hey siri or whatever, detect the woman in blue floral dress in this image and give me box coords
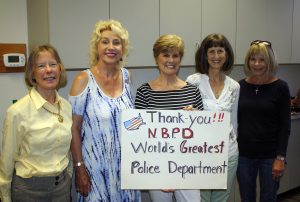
[69,19,140,202]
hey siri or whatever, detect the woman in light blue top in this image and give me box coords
[69,19,140,202]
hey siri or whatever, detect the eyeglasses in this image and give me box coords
[250,40,272,47]
[36,63,58,70]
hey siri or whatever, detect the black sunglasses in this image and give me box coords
[250,40,272,47]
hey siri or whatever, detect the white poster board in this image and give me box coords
[121,109,230,189]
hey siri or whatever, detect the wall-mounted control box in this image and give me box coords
[3,53,26,67]
[0,43,26,73]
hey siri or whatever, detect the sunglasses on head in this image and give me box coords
[250,40,272,47]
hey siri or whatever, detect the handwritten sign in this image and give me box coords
[121,109,230,189]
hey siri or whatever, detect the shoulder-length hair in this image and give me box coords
[89,19,130,67]
[195,33,234,74]
[244,42,278,76]
[25,44,67,89]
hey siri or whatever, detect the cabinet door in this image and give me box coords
[287,119,300,189]
[265,0,293,64]
[202,0,236,64]
[110,0,159,67]
[292,0,300,63]
[49,0,109,69]
[236,0,293,64]
[160,0,202,66]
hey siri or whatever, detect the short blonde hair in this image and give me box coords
[153,34,185,61]
[25,44,67,89]
[89,19,130,67]
[244,42,278,76]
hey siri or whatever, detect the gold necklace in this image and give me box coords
[42,103,64,123]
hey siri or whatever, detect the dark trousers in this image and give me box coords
[237,156,279,202]
[11,170,71,202]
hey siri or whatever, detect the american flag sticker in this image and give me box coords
[123,113,145,130]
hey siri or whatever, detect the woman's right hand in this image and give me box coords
[75,166,91,197]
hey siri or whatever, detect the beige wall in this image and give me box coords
[27,0,49,52]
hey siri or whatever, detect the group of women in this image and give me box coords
[0,19,290,202]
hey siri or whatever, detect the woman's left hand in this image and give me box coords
[272,159,285,181]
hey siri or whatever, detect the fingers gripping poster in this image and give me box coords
[121,109,230,189]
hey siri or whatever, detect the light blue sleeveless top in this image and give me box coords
[69,68,140,202]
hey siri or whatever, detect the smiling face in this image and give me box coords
[248,54,268,77]
[156,49,181,76]
[33,50,61,94]
[207,46,227,71]
[97,30,123,66]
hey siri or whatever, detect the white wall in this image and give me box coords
[0,0,28,150]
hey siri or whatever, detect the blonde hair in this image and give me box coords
[25,44,67,89]
[153,34,185,60]
[244,43,278,76]
[89,19,130,67]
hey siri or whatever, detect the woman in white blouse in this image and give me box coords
[186,33,240,202]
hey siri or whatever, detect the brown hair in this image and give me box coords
[25,44,67,89]
[195,33,234,74]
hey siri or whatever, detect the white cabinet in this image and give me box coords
[160,0,202,66]
[202,0,236,63]
[48,0,109,69]
[286,118,300,189]
[292,0,300,63]
[266,0,293,64]
[47,0,298,69]
[236,0,293,64]
[110,0,159,67]
[160,0,236,66]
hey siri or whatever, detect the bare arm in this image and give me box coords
[70,114,84,165]
[69,71,91,196]
[69,71,88,164]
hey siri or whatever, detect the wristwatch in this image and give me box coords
[74,161,85,167]
[276,155,285,161]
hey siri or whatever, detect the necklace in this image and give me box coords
[248,75,276,95]
[42,103,64,123]
[209,77,224,99]
[255,86,259,95]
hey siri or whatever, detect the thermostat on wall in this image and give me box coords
[3,53,25,67]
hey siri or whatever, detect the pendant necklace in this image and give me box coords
[42,103,64,123]
[255,86,260,95]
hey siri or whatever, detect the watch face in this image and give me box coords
[277,156,285,161]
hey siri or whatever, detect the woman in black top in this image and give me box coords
[237,40,291,202]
